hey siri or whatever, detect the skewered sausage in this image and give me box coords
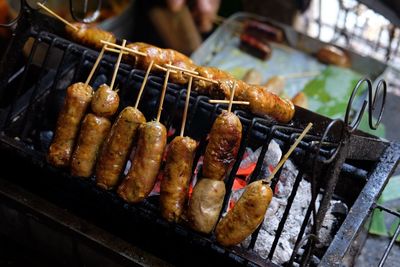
[214,79,295,123]
[70,114,111,177]
[95,107,146,190]
[194,66,233,95]
[215,180,273,247]
[187,178,226,234]
[91,84,120,117]
[70,84,120,177]
[65,23,116,50]
[202,111,242,181]
[117,121,167,203]
[48,82,93,167]
[160,136,197,222]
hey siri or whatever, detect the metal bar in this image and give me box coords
[320,142,400,265]
[378,222,400,267]
[375,204,400,218]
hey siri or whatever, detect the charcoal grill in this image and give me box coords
[0,1,399,266]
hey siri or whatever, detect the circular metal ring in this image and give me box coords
[344,78,371,132]
[70,0,102,23]
[369,79,387,130]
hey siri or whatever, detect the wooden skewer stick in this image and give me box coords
[265,122,313,183]
[37,2,79,31]
[227,81,237,113]
[184,73,218,84]
[134,60,154,109]
[100,40,147,57]
[165,64,199,75]
[180,76,193,137]
[110,39,127,90]
[156,69,171,122]
[85,45,107,87]
[209,100,250,105]
[105,47,129,55]
[154,64,178,74]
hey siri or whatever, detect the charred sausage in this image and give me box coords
[215,180,273,246]
[160,136,197,222]
[65,23,116,50]
[95,107,146,190]
[70,114,111,177]
[48,82,93,167]
[187,178,226,234]
[117,121,167,203]
[202,111,242,181]
[194,66,233,95]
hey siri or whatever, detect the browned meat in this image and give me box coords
[91,84,120,118]
[48,82,93,167]
[65,23,116,50]
[160,136,197,222]
[117,121,167,203]
[95,107,146,190]
[202,111,242,181]
[70,114,111,177]
[187,178,226,234]
[215,180,273,246]
[194,66,233,95]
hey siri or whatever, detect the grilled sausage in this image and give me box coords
[160,136,197,222]
[316,45,350,67]
[194,66,233,95]
[215,180,273,246]
[95,107,146,190]
[214,79,295,123]
[202,111,242,181]
[65,23,116,50]
[48,82,93,167]
[187,178,226,234]
[169,60,197,85]
[91,84,120,118]
[70,114,111,177]
[117,121,167,203]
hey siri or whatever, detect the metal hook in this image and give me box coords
[69,0,102,23]
[344,77,387,132]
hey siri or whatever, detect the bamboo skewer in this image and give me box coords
[37,2,79,31]
[105,47,129,54]
[85,45,107,87]
[185,73,218,84]
[180,76,193,137]
[154,64,178,74]
[110,40,127,90]
[265,122,313,183]
[209,100,249,105]
[100,40,147,57]
[165,64,199,75]
[227,81,237,113]
[134,60,154,109]
[156,69,171,122]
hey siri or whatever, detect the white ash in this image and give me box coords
[233,142,345,265]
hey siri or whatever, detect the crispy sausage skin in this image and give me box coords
[160,136,197,222]
[48,82,93,167]
[202,111,242,181]
[65,23,116,50]
[215,180,273,247]
[70,114,111,177]
[188,178,226,234]
[117,121,167,203]
[95,107,146,190]
[91,84,120,118]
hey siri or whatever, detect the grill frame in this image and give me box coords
[0,3,399,266]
